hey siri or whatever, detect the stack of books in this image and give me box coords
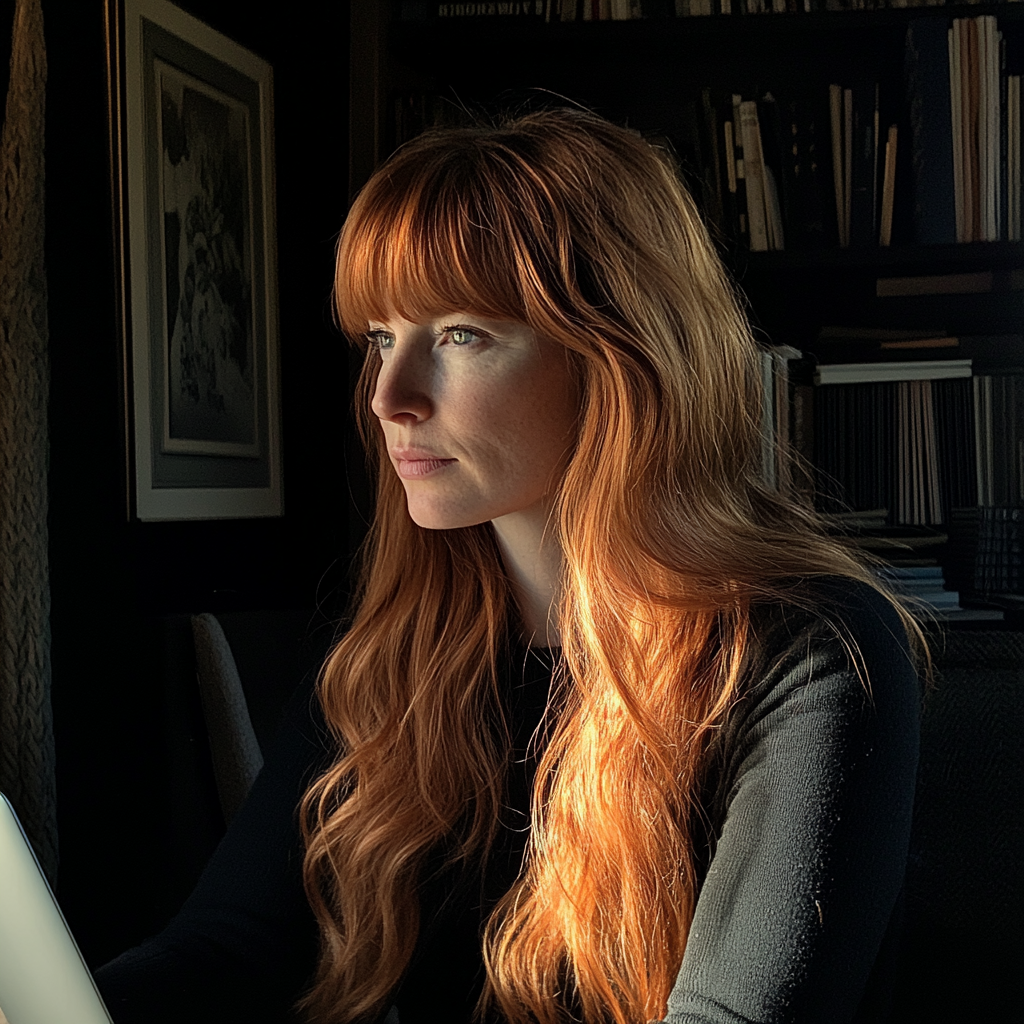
[874,564,1004,622]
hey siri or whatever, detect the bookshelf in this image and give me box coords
[349,0,1024,626]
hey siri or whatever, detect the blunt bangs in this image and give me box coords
[335,141,557,345]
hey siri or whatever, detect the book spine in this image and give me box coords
[960,18,974,241]
[951,23,964,241]
[829,84,846,247]
[987,17,999,240]
[999,29,1007,240]
[732,94,749,245]
[844,87,853,250]
[872,82,881,243]
[880,124,898,246]
[978,16,990,238]
[723,116,742,241]
[967,17,980,242]
[850,82,878,246]
[987,16,995,239]
[433,0,547,13]
[759,92,789,250]
[740,100,770,251]
[904,18,956,245]
[702,88,726,230]
[923,381,942,523]
[974,374,993,506]
[1010,75,1021,240]
[897,381,908,523]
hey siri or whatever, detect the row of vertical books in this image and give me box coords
[907,15,1023,242]
[399,0,1024,19]
[683,90,823,251]
[675,14,1023,250]
[389,15,1024,252]
[710,16,1022,252]
[759,341,1022,615]
[829,84,899,248]
[759,336,1024,527]
[705,83,896,251]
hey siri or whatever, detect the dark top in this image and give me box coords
[94,578,920,1024]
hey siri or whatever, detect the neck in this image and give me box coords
[490,499,563,648]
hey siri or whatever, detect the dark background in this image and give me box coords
[1,0,366,966]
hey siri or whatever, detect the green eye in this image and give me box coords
[447,327,479,346]
[368,331,393,351]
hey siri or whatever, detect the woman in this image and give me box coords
[97,107,923,1024]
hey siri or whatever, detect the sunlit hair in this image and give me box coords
[298,107,926,1024]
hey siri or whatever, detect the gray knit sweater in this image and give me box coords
[96,577,919,1024]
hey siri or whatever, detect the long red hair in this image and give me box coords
[298,108,922,1024]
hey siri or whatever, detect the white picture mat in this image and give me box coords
[122,0,282,520]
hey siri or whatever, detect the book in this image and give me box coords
[895,380,944,524]
[844,87,853,248]
[934,377,978,511]
[999,31,1007,241]
[905,18,956,244]
[701,88,726,231]
[759,92,790,250]
[965,17,979,241]
[877,565,945,580]
[880,124,898,246]
[815,360,972,385]
[829,84,847,247]
[731,94,749,244]
[1009,74,1020,240]
[431,1,546,13]
[817,327,949,342]
[950,22,964,241]
[739,100,770,251]
[974,375,995,506]
[875,271,993,297]
[979,16,991,237]
[850,82,879,246]
[986,17,1001,240]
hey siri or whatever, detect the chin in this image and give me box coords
[405,503,486,531]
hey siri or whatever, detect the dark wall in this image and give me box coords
[1,0,363,965]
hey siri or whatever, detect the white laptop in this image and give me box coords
[0,792,114,1024]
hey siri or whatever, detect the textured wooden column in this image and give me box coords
[0,0,56,884]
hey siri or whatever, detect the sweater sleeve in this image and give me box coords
[666,581,921,1024]
[93,674,335,1024]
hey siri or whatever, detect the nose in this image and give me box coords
[370,343,434,425]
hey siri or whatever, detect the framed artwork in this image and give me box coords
[108,0,282,520]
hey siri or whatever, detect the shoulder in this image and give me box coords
[747,574,918,697]
[722,575,922,764]
[701,574,922,840]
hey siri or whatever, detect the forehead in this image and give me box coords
[337,174,533,339]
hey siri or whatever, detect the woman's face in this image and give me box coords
[369,313,579,531]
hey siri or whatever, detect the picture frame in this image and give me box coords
[107,0,282,520]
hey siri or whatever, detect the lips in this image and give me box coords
[390,446,453,461]
[395,457,457,479]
